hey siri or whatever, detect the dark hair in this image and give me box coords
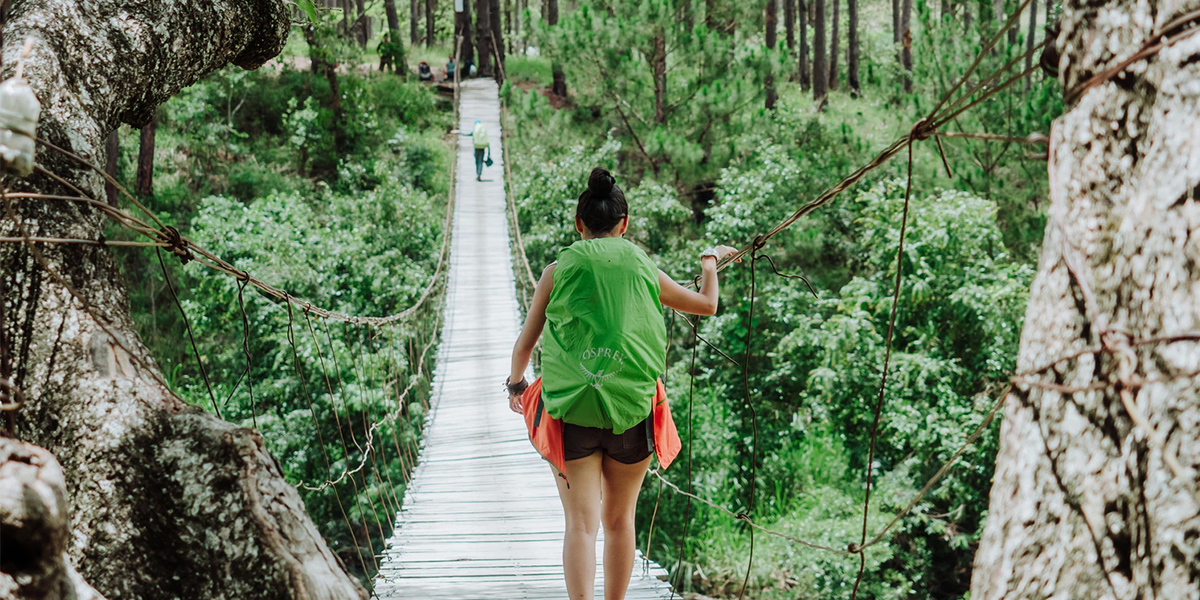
[576,167,628,234]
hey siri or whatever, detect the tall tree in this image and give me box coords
[847,0,860,96]
[475,0,493,77]
[900,0,912,92]
[765,0,778,109]
[1024,0,1036,90]
[892,0,900,45]
[427,0,436,47]
[829,0,839,90]
[812,0,828,105]
[457,0,475,69]
[353,0,367,47]
[798,0,810,88]
[385,0,403,43]
[650,26,667,123]
[972,3,1200,598]
[411,0,420,44]
[547,0,566,97]
[136,117,157,198]
[0,1,366,598]
[490,0,504,81]
[784,0,796,49]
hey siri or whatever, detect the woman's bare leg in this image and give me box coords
[600,454,652,600]
[555,453,604,600]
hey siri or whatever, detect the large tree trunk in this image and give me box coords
[829,0,839,90]
[0,2,367,599]
[135,117,156,199]
[650,29,667,123]
[385,0,402,42]
[475,0,492,77]
[765,0,777,109]
[1024,0,1036,91]
[798,0,810,88]
[426,0,436,47]
[812,0,828,105]
[457,0,475,71]
[847,0,859,96]
[971,3,1200,599]
[410,0,420,44]
[1,439,105,600]
[490,0,504,82]
[547,0,566,98]
[784,0,795,49]
[900,0,912,92]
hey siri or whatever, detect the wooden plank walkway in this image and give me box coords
[374,79,674,600]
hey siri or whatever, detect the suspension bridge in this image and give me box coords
[371,79,674,600]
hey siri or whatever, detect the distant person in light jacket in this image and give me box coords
[462,120,490,181]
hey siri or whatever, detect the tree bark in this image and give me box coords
[784,0,796,49]
[0,1,367,599]
[426,0,436,47]
[475,0,492,77]
[765,0,777,109]
[1024,0,1036,91]
[900,0,912,92]
[135,117,156,199]
[353,0,367,47]
[104,131,119,207]
[651,29,667,123]
[410,0,420,44]
[385,0,402,40]
[812,0,828,105]
[971,3,1200,599]
[1,439,105,600]
[799,0,810,88]
[457,0,475,71]
[547,0,566,98]
[892,0,900,44]
[490,0,504,82]
[829,0,839,90]
[847,0,860,96]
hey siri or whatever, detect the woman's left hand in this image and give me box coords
[508,391,523,414]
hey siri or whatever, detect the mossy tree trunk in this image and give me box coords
[0,1,368,598]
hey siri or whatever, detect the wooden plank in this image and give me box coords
[374,79,675,600]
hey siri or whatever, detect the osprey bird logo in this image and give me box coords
[579,361,621,390]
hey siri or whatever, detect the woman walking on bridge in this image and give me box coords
[506,168,736,600]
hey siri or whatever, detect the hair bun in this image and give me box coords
[587,167,615,197]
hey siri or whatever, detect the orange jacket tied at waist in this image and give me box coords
[521,377,681,484]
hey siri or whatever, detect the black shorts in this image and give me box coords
[563,417,653,464]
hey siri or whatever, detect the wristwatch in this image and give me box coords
[700,247,720,260]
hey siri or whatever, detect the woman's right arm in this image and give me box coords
[658,245,737,316]
[507,263,555,412]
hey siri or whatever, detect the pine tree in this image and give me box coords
[766,0,778,109]
[427,0,437,47]
[848,0,860,96]
[476,0,493,76]
[799,0,810,88]
[490,0,504,81]
[813,0,828,105]
[829,0,839,90]
[784,0,796,49]
[547,0,567,97]
[901,0,912,92]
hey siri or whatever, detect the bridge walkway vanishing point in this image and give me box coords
[373,79,675,600]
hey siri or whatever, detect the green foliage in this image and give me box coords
[114,53,452,582]
[506,0,1058,595]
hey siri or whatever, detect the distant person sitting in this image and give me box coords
[418,61,434,82]
[444,55,456,81]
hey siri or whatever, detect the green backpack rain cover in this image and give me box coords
[541,237,667,435]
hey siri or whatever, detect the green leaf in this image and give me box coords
[297,0,317,24]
